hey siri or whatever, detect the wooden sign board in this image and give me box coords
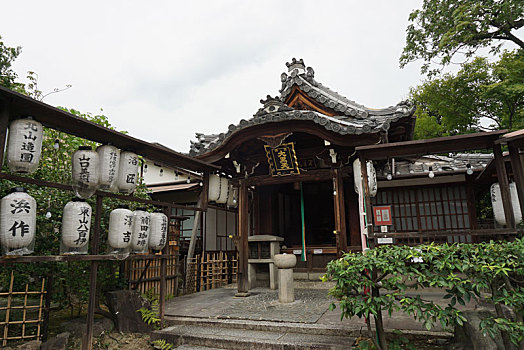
[373,205,392,226]
[264,142,300,177]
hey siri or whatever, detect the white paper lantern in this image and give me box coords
[149,211,168,251]
[117,151,139,194]
[96,144,120,192]
[0,188,36,255]
[61,199,92,250]
[208,175,229,203]
[108,206,133,250]
[7,118,43,174]
[227,184,238,208]
[353,159,377,197]
[72,146,100,199]
[491,182,522,226]
[131,208,150,253]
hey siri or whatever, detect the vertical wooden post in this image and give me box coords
[333,169,348,257]
[83,195,102,350]
[0,99,9,165]
[508,142,524,222]
[159,205,170,328]
[41,273,53,342]
[236,180,250,296]
[493,144,515,228]
[359,156,375,249]
[200,172,209,211]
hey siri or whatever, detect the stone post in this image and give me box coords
[274,253,297,303]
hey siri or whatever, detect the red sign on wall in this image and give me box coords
[373,206,392,225]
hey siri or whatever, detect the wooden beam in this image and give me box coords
[333,169,347,256]
[508,142,524,222]
[198,120,381,163]
[236,180,250,296]
[493,144,515,228]
[356,130,507,160]
[0,86,217,172]
[246,169,333,186]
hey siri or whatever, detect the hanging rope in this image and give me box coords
[300,182,307,262]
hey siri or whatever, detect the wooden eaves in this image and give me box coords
[355,130,507,160]
[0,86,218,173]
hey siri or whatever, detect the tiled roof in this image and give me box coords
[189,58,415,157]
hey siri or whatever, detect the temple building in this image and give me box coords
[145,58,521,291]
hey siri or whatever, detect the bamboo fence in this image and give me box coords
[0,272,46,346]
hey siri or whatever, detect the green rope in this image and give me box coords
[300,182,306,262]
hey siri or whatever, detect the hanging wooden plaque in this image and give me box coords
[264,142,300,177]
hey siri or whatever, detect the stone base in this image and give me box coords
[234,292,251,297]
[278,268,294,303]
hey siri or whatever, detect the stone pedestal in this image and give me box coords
[274,254,297,304]
[247,235,283,290]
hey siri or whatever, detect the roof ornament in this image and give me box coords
[306,66,315,79]
[285,58,306,74]
[254,95,293,116]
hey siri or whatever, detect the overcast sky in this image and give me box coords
[2,0,425,152]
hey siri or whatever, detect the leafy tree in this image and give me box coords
[400,0,524,76]
[0,35,25,93]
[410,50,524,139]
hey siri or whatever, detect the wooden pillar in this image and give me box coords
[508,142,524,222]
[493,144,515,228]
[359,156,375,249]
[0,99,9,164]
[158,205,170,328]
[200,172,209,211]
[236,180,250,296]
[333,169,347,257]
[83,195,103,350]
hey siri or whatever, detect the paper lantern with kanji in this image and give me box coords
[131,208,150,253]
[72,146,100,199]
[117,151,139,194]
[108,205,133,251]
[208,175,228,203]
[96,144,120,192]
[352,159,377,197]
[149,210,168,251]
[7,118,43,174]
[61,199,92,253]
[0,187,37,255]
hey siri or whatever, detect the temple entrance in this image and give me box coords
[256,181,338,275]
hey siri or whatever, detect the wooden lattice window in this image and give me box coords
[372,185,471,233]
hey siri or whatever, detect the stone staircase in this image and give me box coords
[151,316,356,349]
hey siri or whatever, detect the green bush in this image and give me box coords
[323,239,524,350]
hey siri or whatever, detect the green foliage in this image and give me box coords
[152,339,174,350]
[138,300,161,328]
[411,50,524,139]
[323,239,524,349]
[400,0,524,76]
[0,35,25,93]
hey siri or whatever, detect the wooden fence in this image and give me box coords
[185,252,238,294]
[0,272,46,347]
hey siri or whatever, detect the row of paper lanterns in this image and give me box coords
[6,118,140,198]
[0,187,168,256]
[208,174,238,207]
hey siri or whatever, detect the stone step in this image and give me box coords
[164,316,360,336]
[152,323,354,350]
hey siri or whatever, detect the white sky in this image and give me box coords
[1,0,425,152]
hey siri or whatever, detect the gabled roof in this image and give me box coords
[280,58,415,119]
[189,58,415,157]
